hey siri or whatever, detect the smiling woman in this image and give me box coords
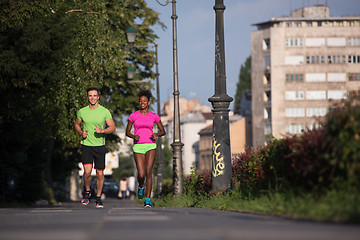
[125,89,166,207]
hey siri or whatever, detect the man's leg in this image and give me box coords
[81,164,93,205]
[93,146,106,208]
[95,169,105,208]
[96,169,104,198]
[83,164,93,192]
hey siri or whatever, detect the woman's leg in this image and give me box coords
[144,149,157,198]
[134,153,146,187]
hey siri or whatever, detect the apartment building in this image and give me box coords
[251,5,360,146]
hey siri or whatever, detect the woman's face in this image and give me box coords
[139,96,150,110]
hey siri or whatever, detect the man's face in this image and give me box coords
[87,90,99,106]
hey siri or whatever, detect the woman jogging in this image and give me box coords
[126,90,166,207]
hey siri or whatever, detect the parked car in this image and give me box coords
[82,179,120,200]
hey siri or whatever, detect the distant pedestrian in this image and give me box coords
[128,176,136,200]
[126,90,166,207]
[119,177,128,199]
[75,87,115,208]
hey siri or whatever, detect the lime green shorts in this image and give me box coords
[133,143,157,154]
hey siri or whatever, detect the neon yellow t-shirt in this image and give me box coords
[76,104,112,146]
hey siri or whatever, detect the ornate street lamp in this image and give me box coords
[208,0,233,192]
[127,66,135,80]
[155,0,183,195]
[126,26,136,44]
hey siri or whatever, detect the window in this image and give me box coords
[305,38,325,46]
[328,90,347,100]
[285,56,304,65]
[285,38,303,47]
[264,108,271,119]
[264,55,271,68]
[327,38,346,46]
[265,124,272,135]
[306,22,312,27]
[286,74,303,82]
[285,91,304,100]
[263,39,270,50]
[285,108,305,117]
[328,73,346,82]
[286,124,305,134]
[294,22,302,27]
[305,73,326,82]
[328,55,346,64]
[317,21,322,27]
[306,108,326,117]
[306,56,325,64]
[348,90,360,99]
[264,91,271,102]
[348,73,360,81]
[306,91,326,100]
[348,55,360,64]
[307,124,321,130]
[348,37,360,46]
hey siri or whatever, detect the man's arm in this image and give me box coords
[95,118,116,134]
[75,118,88,138]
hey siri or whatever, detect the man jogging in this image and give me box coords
[75,87,115,208]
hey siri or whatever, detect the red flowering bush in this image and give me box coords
[231,147,265,190]
[184,167,212,195]
[232,137,293,192]
[286,127,330,191]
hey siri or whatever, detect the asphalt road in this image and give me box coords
[0,198,359,240]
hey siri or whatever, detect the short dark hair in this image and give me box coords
[138,89,152,101]
[87,87,99,95]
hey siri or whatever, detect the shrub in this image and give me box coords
[184,167,212,196]
[231,147,265,191]
[161,178,173,197]
[321,100,360,190]
[261,137,293,191]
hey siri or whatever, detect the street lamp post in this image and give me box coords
[156,0,183,195]
[154,42,164,197]
[208,0,233,192]
[169,0,184,196]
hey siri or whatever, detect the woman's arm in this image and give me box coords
[152,120,166,139]
[126,120,140,140]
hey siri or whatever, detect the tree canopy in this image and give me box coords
[0,0,161,203]
[234,56,251,114]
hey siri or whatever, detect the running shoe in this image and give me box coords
[144,198,152,208]
[96,197,104,208]
[138,186,144,200]
[81,191,91,205]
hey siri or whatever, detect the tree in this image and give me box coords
[0,0,161,203]
[234,56,251,114]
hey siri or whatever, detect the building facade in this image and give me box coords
[251,5,360,146]
[197,113,252,172]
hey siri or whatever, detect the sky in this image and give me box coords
[143,0,360,111]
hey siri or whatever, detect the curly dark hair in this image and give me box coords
[138,89,153,101]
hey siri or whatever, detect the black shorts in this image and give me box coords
[81,145,106,170]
